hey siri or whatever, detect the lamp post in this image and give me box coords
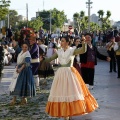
[8,11,12,29]
[26,3,28,28]
[43,0,44,11]
[50,10,52,34]
[86,0,93,32]
[8,12,9,28]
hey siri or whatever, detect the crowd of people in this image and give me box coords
[1,26,120,120]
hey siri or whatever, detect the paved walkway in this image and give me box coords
[0,61,120,120]
[0,64,15,95]
[72,61,120,120]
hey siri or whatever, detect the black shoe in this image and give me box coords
[117,76,120,78]
[114,71,117,72]
[109,71,112,73]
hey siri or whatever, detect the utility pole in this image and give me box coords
[26,3,28,28]
[8,10,12,29]
[73,17,74,29]
[8,12,9,28]
[86,0,93,32]
[50,10,52,34]
[43,0,44,11]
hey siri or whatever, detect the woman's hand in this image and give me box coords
[16,68,22,73]
[15,66,18,70]
[16,64,25,73]
[5,53,9,56]
[40,56,44,61]
[107,57,111,62]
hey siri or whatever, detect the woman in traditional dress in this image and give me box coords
[38,38,47,53]
[38,39,54,84]
[54,37,61,66]
[10,43,36,105]
[72,37,82,74]
[114,41,120,78]
[45,36,98,120]
[46,38,56,58]
[46,38,57,66]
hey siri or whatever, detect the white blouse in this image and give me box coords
[57,47,75,65]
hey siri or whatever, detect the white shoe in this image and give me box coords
[86,84,89,89]
[89,85,94,90]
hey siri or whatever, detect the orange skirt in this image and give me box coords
[46,67,98,117]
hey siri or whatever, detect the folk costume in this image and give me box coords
[29,43,40,87]
[114,41,120,78]
[10,51,36,97]
[45,43,98,117]
[54,39,61,66]
[38,44,54,79]
[46,41,57,67]
[106,41,117,72]
[73,44,82,74]
[46,42,56,58]
[80,45,108,88]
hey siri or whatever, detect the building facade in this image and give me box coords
[18,15,27,21]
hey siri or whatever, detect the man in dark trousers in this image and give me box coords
[80,33,110,90]
[6,28,12,42]
[106,37,117,72]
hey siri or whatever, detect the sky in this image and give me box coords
[9,0,120,21]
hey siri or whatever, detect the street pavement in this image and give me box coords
[72,60,120,120]
[0,64,15,95]
[0,61,120,120]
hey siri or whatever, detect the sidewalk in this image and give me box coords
[72,61,120,120]
[0,64,15,95]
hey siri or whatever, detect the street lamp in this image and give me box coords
[8,11,12,29]
[8,12,9,28]
[86,0,93,32]
[50,10,52,34]
[43,0,45,11]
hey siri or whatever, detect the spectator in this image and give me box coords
[12,40,22,62]
[39,27,44,39]
[3,45,12,65]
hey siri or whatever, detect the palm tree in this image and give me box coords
[73,12,80,30]
[73,11,85,32]
[90,22,94,31]
[73,13,79,19]
[98,10,104,22]
[97,10,111,31]
[80,11,85,18]
[98,10,104,18]
[102,24,106,31]
[84,16,88,22]
[106,10,111,19]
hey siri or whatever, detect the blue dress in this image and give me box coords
[10,57,36,97]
